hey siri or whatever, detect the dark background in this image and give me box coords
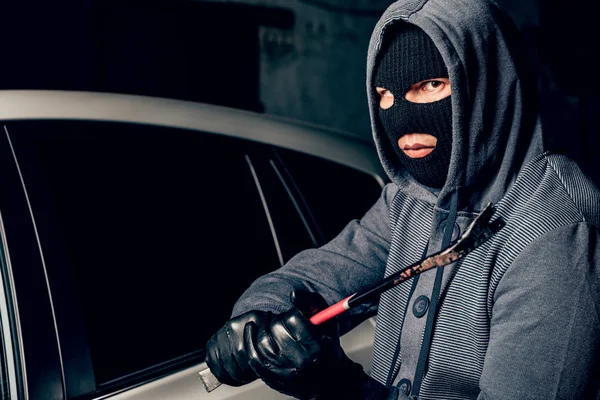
[1,0,598,182]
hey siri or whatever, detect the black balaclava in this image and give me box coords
[374,22,452,189]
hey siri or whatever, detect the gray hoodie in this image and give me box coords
[232,0,600,398]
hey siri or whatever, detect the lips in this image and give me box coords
[402,143,435,158]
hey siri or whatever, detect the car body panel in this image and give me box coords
[110,319,376,400]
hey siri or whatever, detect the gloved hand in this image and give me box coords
[243,290,392,399]
[205,290,396,399]
[205,309,273,387]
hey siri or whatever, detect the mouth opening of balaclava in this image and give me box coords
[374,22,452,189]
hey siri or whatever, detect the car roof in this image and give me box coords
[0,90,387,187]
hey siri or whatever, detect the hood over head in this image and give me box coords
[366,0,545,212]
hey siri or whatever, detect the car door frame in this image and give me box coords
[0,124,65,400]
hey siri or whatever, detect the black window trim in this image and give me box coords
[244,153,285,267]
[0,124,64,399]
[6,124,67,397]
[268,152,320,248]
[246,145,325,265]
[269,147,325,246]
[0,210,25,399]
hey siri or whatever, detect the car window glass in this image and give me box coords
[275,147,385,242]
[7,120,282,387]
[248,147,319,264]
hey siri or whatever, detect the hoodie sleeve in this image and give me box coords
[478,222,600,399]
[231,182,398,332]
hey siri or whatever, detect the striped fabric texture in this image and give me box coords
[371,190,433,384]
[370,153,599,399]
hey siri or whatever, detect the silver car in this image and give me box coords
[0,90,388,400]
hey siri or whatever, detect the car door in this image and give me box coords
[0,118,387,400]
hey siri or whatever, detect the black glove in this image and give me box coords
[205,309,273,387]
[243,290,395,399]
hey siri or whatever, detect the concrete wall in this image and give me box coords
[197,0,391,139]
[196,0,542,140]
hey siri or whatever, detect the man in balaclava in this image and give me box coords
[204,0,600,398]
[374,22,452,190]
[202,22,454,400]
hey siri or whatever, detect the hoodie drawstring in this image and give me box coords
[410,189,459,397]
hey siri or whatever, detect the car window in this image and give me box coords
[274,147,386,242]
[5,119,386,398]
[7,120,284,395]
[247,146,320,264]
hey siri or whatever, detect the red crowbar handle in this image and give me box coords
[310,202,504,325]
[199,202,504,393]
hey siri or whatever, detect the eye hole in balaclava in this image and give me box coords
[374,22,452,189]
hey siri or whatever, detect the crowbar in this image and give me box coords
[199,202,505,392]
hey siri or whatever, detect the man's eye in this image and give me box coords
[381,90,393,97]
[421,81,443,91]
